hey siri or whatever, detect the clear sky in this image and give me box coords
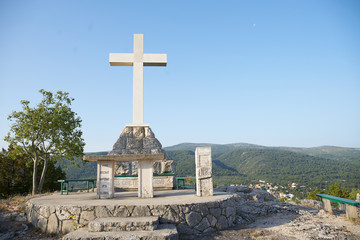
[1,0,359,152]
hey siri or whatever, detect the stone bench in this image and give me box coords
[57,179,96,195]
[175,177,196,190]
[316,194,359,220]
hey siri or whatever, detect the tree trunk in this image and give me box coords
[32,158,38,195]
[38,154,49,193]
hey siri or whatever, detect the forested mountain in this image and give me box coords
[62,144,360,192]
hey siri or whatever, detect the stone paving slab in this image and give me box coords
[63,224,178,240]
[88,216,159,232]
[27,190,232,207]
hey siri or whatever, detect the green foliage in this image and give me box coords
[0,147,65,198]
[165,145,360,195]
[306,188,323,201]
[307,183,352,201]
[4,89,85,194]
[349,189,360,201]
[327,183,349,198]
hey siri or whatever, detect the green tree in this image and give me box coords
[0,145,66,198]
[4,90,85,195]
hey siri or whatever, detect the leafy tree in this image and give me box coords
[0,146,66,198]
[4,90,85,195]
[0,146,31,198]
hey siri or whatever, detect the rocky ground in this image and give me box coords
[1,188,359,240]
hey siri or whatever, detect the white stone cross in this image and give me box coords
[109,34,167,126]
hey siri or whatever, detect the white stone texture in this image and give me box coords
[109,34,167,125]
[138,159,154,198]
[345,205,358,220]
[109,126,165,155]
[195,147,213,197]
[97,161,115,199]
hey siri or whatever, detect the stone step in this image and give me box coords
[88,216,159,232]
[62,224,178,240]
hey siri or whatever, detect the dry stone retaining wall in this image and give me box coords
[26,195,236,235]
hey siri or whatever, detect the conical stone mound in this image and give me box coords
[109,126,165,155]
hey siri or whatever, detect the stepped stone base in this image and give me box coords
[26,190,236,235]
[63,224,178,240]
[88,217,159,232]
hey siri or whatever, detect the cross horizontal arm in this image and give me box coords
[109,53,134,66]
[143,54,167,66]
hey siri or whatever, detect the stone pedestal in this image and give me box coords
[97,161,115,199]
[195,147,213,197]
[346,205,358,220]
[138,159,154,198]
[322,198,333,214]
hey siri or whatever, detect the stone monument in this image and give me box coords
[195,147,213,197]
[84,34,169,199]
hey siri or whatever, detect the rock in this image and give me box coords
[37,216,48,231]
[210,207,221,218]
[300,199,323,209]
[225,207,235,218]
[194,218,210,232]
[95,206,112,218]
[216,186,228,192]
[79,211,95,225]
[113,206,129,217]
[216,215,228,229]
[186,212,202,228]
[61,219,75,234]
[47,213,59,234]
[108,126,165,156]
[237,185,252,193]
[132,206,151,217]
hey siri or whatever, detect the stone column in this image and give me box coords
[338,203,346,210]
[356,193,360,202]
[346,205,358,220]
[138,159,154,198]
[97,161,115,199]
[195,147,213,197]
[322,198,333,214]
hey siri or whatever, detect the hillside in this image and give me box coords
[62,144,360,194]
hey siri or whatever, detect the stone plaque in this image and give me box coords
[195,147,213,197]
[97,161,114,199]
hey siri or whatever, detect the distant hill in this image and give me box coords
[165,143,360,190]
[61,143,360,193]
[164,142,265,154]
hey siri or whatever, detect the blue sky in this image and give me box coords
[1,0,359,151]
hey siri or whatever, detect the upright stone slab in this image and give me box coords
[195,147,213,197]
[97,161,115,199]
[138,159,154,198]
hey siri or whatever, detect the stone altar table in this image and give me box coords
[84,153,165,199]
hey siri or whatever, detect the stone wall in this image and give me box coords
[25,195,236,235]
[114,175,175,191]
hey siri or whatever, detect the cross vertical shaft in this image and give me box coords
[133,34,144,125]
